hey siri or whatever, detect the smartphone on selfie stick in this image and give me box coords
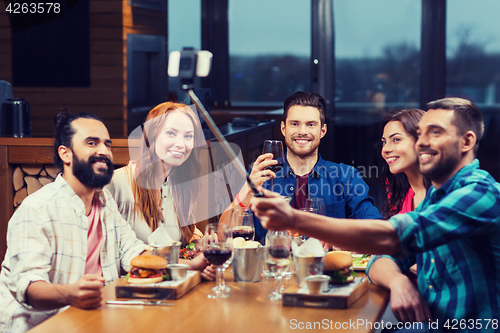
[167,48,264,198]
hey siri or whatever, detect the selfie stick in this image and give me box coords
[187,90,264,197]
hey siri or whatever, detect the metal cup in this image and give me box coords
[294,255,325,288]
[167,264,188,281]
[305,275,330,294]
[150,241,181,264]
[232,246,264,282]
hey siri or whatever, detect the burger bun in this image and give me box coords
[127,276,164,284]
[324,251,352,271]
[130,255,168,269]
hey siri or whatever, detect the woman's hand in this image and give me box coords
[192,237,204,251]
[200,264,216,281]
[193,232,218,251]
[181,254,208,271]
[183,253,215,280]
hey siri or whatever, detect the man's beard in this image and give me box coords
[286,136,320,159]
[420,141,460,183]
[73,154,114,188]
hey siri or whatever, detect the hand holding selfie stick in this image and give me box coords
[168,47,264,198]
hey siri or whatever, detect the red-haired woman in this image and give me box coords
[107,102,215,279]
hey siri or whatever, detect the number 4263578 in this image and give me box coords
[5,2,61,14]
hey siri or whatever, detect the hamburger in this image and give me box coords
[324,251,355,284]
[127,255,169,284]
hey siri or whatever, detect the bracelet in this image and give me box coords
[235,192,250,209]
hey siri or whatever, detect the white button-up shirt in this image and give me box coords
[0,175,145,332]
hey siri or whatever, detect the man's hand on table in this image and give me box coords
[64,274,105,309]
[389,274,431,323]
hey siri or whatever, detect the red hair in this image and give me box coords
[131,102,204,243]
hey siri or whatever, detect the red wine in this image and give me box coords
[232,226,254,241]
[268,245,290,258]
[203,249,232,266]
[264,163,284,173]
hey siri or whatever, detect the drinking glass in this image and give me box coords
[211,208,248,293]
[305,197,326,215]
[300,207,317,214]
[203,223,232,299]
[298,208,316,242]
[231,208,255,241]
[262,195,292,278]
[265,230,293,300]
[261,140,284,192]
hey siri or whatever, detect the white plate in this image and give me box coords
[352,254,372,271]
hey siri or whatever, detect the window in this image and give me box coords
[332,0,421,172]
[447,0,500,180]
[168,0,201,102]
[229,0,310,105]
[446,0,500,106]
[334,0,421,112]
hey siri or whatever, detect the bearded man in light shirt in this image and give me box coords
[0,111,145,332]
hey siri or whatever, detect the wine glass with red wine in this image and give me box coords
[203,223,233,299]
[261,140,284,192]
[231,208,255,241]
[265,230,292,300]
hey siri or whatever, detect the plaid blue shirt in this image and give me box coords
[367,159,500,332]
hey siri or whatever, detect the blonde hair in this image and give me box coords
[132,102,204,244]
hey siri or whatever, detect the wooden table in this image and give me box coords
[29,272,389,333]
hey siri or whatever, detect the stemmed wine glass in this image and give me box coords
[262,196,292,279]
[261,140,284,192]
[265,230,293,300]
[211,207,252,293]
[231,208,255,241]
[204,223,232,299]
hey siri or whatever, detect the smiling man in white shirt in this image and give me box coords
[0,111,145,332]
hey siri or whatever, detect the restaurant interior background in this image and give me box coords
[2,0,500,211]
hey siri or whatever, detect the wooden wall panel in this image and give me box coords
[13,90,123,105]
[0,27,10,39]
[0,146,13,261]
[90,13,123,26]
[0,40,11,54]
[30,116,127,138]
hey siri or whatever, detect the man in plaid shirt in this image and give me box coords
[0,111,145,332]
[252,98,500,332]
